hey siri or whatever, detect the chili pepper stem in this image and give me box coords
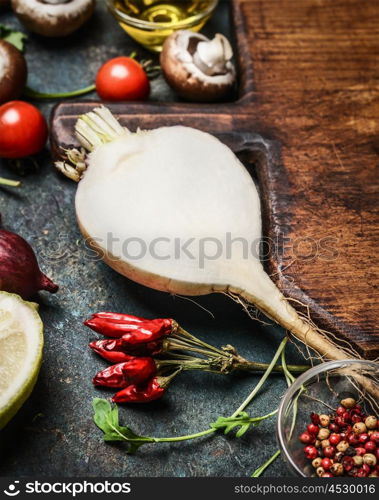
[172,328,309,375]
[159,348,308,376]
[157,359,211,371]
[157,368,182,388]
[166,338,225,359]
[234,358,309,375]
[177,327,227,356]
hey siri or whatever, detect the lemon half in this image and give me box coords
[0,291,43,429]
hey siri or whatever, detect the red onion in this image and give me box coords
[0,215,58,299]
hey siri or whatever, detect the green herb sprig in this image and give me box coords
[0,24,27,51]
[93,337,291,457]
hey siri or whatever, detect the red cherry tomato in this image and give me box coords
[0,101,48,159]
[95,57,150,101]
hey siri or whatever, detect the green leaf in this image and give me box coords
[210,411,271,437]
[0,24,27,52]
[92,398,153,454]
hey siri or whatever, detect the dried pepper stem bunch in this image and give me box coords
[85,313,309,404]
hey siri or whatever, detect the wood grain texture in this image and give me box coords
[50,0,379,358]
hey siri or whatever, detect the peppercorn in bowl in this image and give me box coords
[277,360,379,477]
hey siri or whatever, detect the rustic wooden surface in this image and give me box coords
[51,0,379,359]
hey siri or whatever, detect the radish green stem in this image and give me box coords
[281,348,295,386]
[231,337,288,418]
[251,450,281,477]
[75,106,127,151]
[250,344,300,477]
[24,84,96,100]
[155,410,277,443]
[0,177,21,187]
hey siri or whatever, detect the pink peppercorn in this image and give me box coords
[299,432,314,444]
[342,456,354,472]
[321,458,332,470]
[365,441,377,453]
[355,447,367,456]
[304,446,318,460]
[323,446,336,458]
[329,433,341,446]
[336,406,345,416]
[356,468,368,477]
[362,463,371,474]
[329,423,339,433]
[358,433,369,444]
[307,424,319,435]
[348,434,360,446]
[310,413,320,425]
[335,416,346,428]
[301,401,378,478]
[351,414,362,424]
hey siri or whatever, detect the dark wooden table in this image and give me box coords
[0,0,300,478]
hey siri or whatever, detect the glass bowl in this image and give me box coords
[277,359,379,477]
[107,0,219,52]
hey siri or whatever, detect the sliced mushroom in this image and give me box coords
[160,30,236,102]
[11,0,95,37]
[0,40,27,104]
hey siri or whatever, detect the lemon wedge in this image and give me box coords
[0,291,43,429]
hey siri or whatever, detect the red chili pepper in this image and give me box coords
[112,377,165,404]
[89,339,163,361]
[84,313,176,343]
[87,312,143,324]
[84,313,144,337]
[93,358,157,388]
[89,339,135,363]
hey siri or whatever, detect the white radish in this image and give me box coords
[57,106,356,363]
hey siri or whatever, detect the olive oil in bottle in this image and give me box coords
[111,0,218,52]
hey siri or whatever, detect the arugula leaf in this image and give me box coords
[0,24,27,52]
[210,411,273,438]
[92,398,153,454]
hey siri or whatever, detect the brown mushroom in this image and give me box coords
[160,30,236,102]
[0,40,27,104]
[11,0,95,37]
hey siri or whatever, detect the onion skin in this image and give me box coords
[0,218,58,300]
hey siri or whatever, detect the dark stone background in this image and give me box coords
[0,0,304,477]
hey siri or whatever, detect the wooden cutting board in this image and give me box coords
[50,0,379,359]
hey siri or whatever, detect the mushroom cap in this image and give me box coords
[11,0,95,37]
[0,40,27,104]
[160,30,236,102]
